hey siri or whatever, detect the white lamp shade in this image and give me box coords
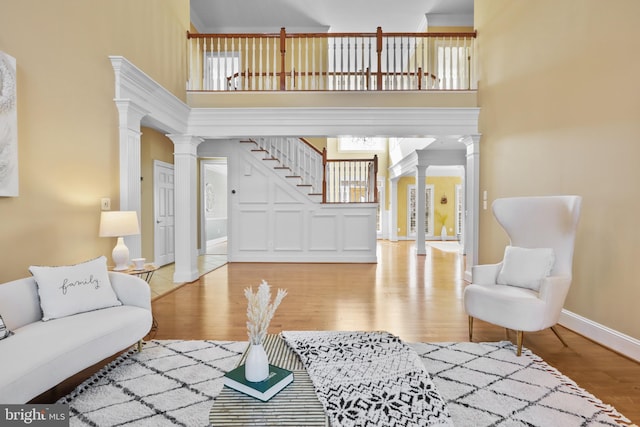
[99,211,140,237]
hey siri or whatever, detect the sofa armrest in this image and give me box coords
[471,262,503,285]
[108,272,152,311]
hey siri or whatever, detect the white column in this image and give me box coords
[462,135,481,281]
[415,164,427,255]
[389,178,399,241]
[114,100,147,259]
[169,134,203,283]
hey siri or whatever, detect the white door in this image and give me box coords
[154,161,175,267]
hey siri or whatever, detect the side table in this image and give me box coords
[110,264,159,338]
[113,264,158,283]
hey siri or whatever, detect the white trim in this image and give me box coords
[188,107,480,138]
[559,309,640,362]
[110,56,189,135]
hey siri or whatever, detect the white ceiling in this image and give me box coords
[190,0,473,34]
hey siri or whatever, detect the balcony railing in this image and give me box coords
[187,27,476,92]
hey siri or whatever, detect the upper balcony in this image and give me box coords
[186,27,477,109]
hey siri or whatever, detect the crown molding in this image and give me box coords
[109,56,190,135]
[188,107,480,139]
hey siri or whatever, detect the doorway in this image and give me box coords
[200,159,228,255]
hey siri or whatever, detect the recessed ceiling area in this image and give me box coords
[190,0,473,34]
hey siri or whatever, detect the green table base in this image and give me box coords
[209,334,328,426]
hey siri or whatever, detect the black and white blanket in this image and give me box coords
[281,331,453,427]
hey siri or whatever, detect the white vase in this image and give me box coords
[245,344,269,382]
[441,225,447,241]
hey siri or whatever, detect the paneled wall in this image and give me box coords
[200,140,378,263]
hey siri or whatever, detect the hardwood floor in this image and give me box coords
[151,240,640,424]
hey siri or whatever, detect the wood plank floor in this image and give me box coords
[151,240,640,424]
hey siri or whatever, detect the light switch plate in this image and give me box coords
[101,198,111,210]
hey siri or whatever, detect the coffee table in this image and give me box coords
[209,334,328,426]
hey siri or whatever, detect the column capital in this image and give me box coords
[167,134,203,155]
[114,99,148,128]
[460,134,481,156]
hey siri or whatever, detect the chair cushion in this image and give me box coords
[29,256,122,321]
[496,246,555,291]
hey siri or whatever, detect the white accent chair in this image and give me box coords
[463,195,582,356]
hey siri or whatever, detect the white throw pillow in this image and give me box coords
[29,256,122,321]
[496,246,555,291]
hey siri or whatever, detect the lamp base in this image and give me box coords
[112,237,130,271]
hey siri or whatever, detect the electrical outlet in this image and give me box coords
[101,198,111,211]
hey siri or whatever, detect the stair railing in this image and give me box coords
[249,138,378,203]
[322,149,378,203]
[254,137,324,194]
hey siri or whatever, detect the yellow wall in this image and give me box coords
[0,0,189,281]
[396,177,413,236]
[476,0,640,338]
[396,175,461,237]
[428,176,461,235]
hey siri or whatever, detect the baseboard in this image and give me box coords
[559,309,640,362]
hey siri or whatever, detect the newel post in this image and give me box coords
[279,27,287,91]
[322,147,327,203]
[376,27,383,90]
[373,155,378,203]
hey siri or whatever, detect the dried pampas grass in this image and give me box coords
[244,280,287,345]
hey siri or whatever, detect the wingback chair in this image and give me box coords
[463,195,582,355]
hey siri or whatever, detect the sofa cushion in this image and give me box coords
[29,256,122,321]
[496,246,555,291]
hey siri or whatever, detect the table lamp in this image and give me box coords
[99,211,140,271]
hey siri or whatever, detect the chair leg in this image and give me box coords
[138,340,143,352]
[468,316,474,342]
[550,325,568,347]
[516,331,524,356]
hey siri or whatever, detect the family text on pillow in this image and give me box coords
[29,256,122,321]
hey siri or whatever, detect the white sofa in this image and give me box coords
[0,271,153,403]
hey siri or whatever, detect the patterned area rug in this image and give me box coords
[281,331,452,426]
[58,339,632,427]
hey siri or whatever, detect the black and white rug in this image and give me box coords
[281,330,452,426]
[58,340,631,427]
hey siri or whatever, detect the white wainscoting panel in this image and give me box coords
[343,213,376,251]
[309,214,338,251]
[274,209,304,251]
[238,210,269,251]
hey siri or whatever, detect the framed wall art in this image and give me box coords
[0,51,18,197]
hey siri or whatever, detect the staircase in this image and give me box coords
[240,137,378,204]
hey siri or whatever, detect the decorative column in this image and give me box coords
[462,135,481,282]
[389,178,399,241]
[169,134,203,283]
[114,99,148,259]
[415,164,427,255]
